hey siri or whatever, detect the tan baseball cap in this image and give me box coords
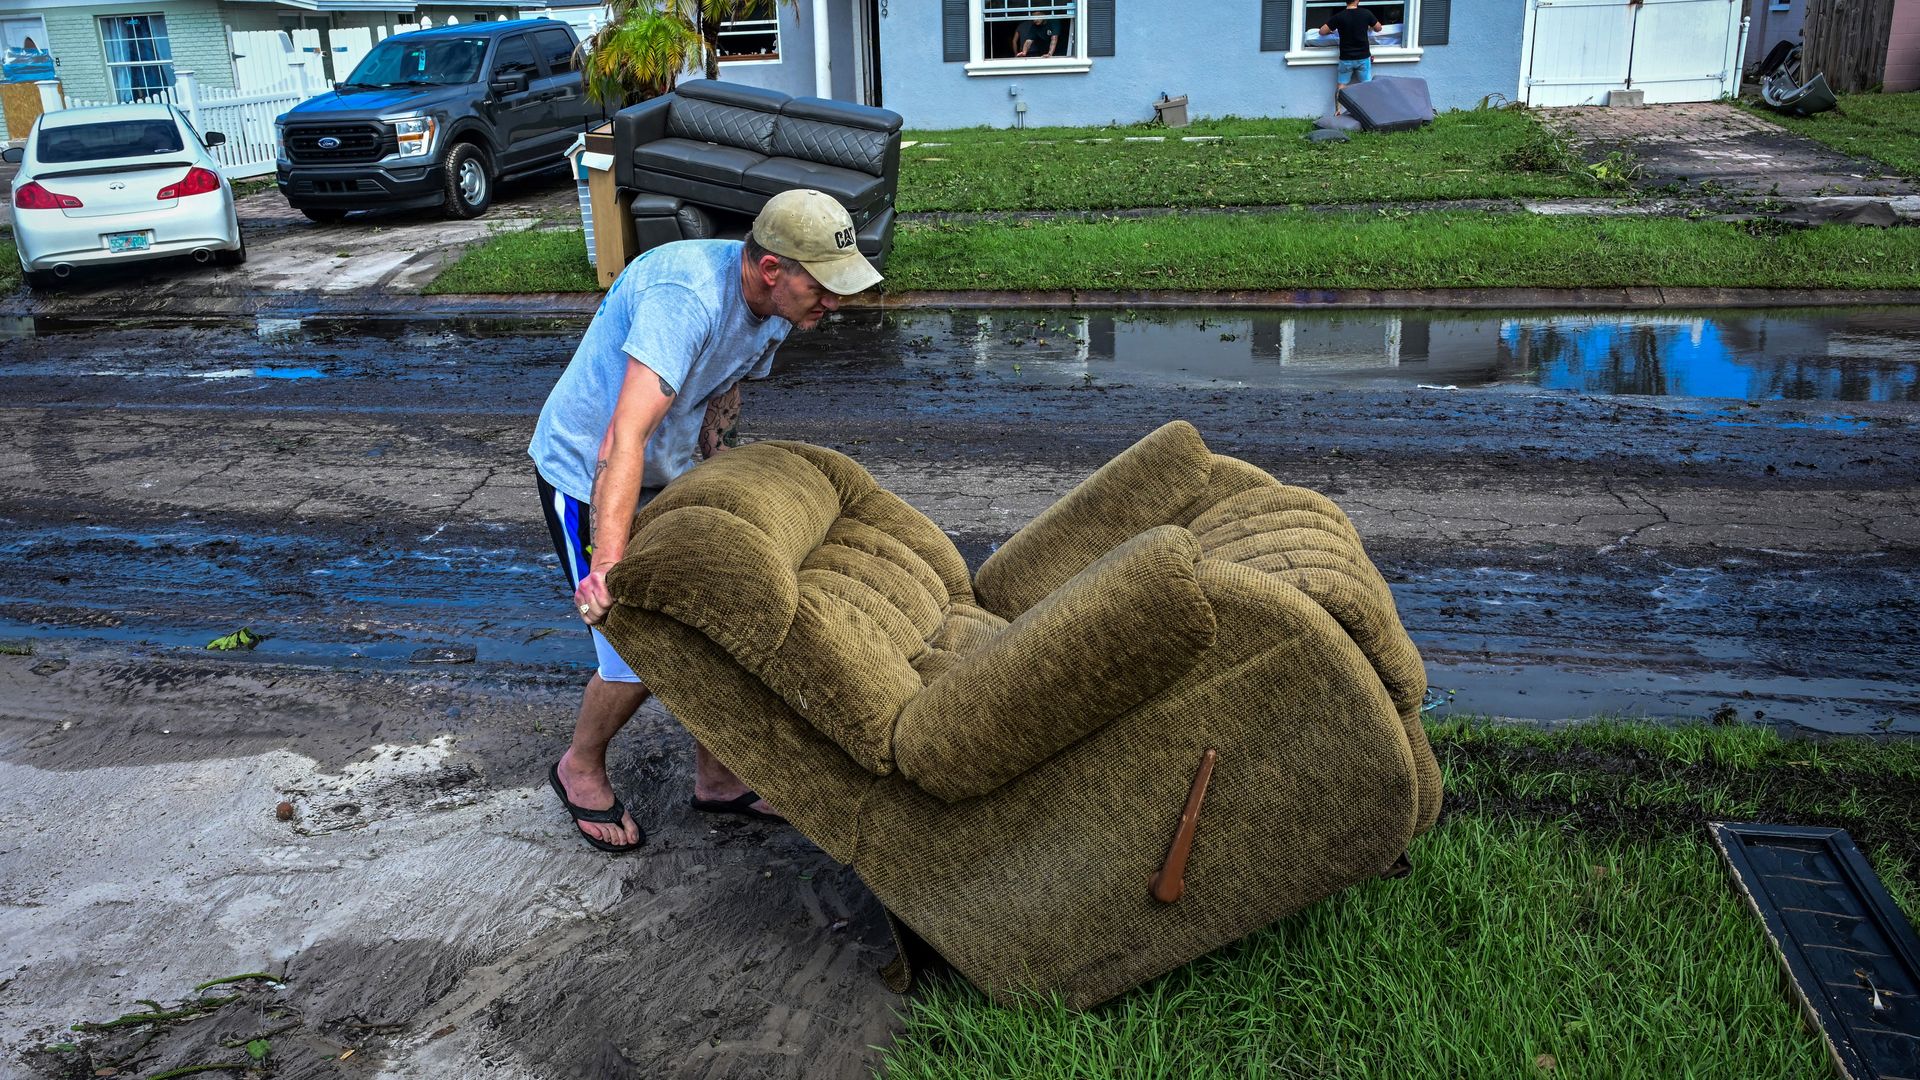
[750,189,883,296]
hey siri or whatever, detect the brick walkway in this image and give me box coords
[1538,101,1916,197]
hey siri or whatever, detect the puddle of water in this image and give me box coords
[784,307,1920,405]
[6,307,1917,413]
[0,525,588,671]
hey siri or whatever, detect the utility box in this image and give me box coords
[1153,94,1189,128]
[579,122,636,289]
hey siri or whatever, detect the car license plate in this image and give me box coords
[105,232,151,253]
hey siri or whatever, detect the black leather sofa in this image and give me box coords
[612,80,903,269]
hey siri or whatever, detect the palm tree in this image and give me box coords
[584,0,796,108]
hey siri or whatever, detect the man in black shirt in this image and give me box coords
[1012,17,1058,58]
[1320,0,1383,114]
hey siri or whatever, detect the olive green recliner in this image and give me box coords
[600,420,1441,1008]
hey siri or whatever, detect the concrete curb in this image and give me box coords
[7,286,1920,320]
[859,287,1920,309]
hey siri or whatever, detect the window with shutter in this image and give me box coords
[961,0,1096,73]
[1279,0,1429,63]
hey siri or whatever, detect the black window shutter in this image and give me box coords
[943,0,968,62]
[1088,0,1115,56]
[1418,0,1450,45]
[1260,0,1291,52]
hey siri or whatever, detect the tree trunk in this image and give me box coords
[703,18,721,80]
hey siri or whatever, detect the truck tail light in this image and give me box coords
[13,181,83,210]
[158,167,222,200]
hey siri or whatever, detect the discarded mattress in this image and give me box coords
[601,420,1442,1008]
[1314,113,1362,132]
[1306,128,1351,143]
[1336,76,1434,132]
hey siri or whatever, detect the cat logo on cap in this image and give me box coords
[835,227,855,250]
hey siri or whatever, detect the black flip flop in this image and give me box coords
[549,762,645,854]
[690,790,786,824]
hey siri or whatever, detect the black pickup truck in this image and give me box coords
[275,19,601,222]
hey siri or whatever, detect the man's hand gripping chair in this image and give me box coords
[599,420,1441,1008]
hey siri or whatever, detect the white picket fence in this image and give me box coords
[51,66,327,179]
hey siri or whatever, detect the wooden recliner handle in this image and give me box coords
[1149,748,1218,904]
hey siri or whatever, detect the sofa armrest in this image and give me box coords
[974,420,1214,618]
[612,95,671,191]
[895,526,1217,802]
[879,130,901,206]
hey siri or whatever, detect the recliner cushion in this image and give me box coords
[666,97,778,153]
[611,442,976,776]
[742,156,886,206]
[895,526,1217,802]
[634,137,767,187]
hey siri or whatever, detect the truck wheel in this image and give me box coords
[442,142,492,219]
[301,208,349,224]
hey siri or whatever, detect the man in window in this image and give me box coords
[1319,0,1382,114]
[1012,16,1058,58]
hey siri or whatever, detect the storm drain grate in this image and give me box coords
[1711,823,1920,1080]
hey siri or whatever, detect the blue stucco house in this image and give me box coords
[716,0,1508,129]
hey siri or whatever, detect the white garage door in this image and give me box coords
[1522,0,1744,106]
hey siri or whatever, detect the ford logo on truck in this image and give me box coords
[316,137,341,149]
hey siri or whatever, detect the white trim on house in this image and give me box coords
[1284,0,1423,66]
[963,0,1091,76]
[225,0,421,10]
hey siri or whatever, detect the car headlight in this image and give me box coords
[274,120,286,158]
[389,116,435,158]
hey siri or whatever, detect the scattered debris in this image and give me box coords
[276,801,296,821]
[205,627,263,652]
[410,645,476,664]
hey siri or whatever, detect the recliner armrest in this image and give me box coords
[612,96,672,191]
[895,526,1217,802]
[974,420,1214,618]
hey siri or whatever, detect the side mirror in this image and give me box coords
[1,147,22,164]
[489,72,528,96]
[204,131,227,148]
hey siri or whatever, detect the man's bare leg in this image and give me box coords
[693,744,778,817]
[554,673,648,846]
[1335,79,1347,115]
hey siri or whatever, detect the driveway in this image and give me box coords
[1,160,582,300]
[1539,101,1917,197]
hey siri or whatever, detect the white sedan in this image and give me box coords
[5,102,245,288]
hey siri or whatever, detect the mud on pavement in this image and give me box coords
[1,306,1917,1078]
[1,658,898,1079]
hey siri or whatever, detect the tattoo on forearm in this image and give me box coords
[590,457,607,540]
[658,374,675,398]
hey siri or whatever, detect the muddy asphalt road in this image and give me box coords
[1,306,1917,1079]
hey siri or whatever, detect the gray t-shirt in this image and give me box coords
[529,239,790,503]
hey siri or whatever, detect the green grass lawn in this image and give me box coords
[422,226,599,295]
[427,212,1920,295]
[878,720,1918,1080]
[898,110,1597,213]
[889,211,1920,291]
[1744,91,1920,178]
[0,237,19,292]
